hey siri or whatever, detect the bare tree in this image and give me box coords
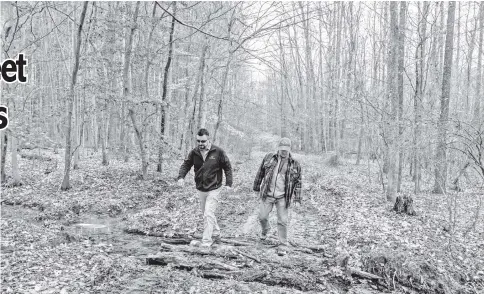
[397,1,406,192]
[434,1,456,194]
[473,2,484,122]
[213,8,236,143]
[413,2,429,194]
[197,40,209,130]
[157,2,176,173]
[386,1,399,203]
[61,1,89,190]
[121,1,140,163]
[122,2,150,178]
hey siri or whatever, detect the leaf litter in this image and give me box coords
[1,149,483,293]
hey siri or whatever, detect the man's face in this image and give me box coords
[197,135,209,150]
[278,150,289,158]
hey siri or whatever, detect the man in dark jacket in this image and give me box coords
[253,137,302,256]
[177,128,233,247]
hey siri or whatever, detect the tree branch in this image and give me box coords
[154,1,233,42]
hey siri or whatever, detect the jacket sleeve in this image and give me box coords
[177,150,194,180]
[292,163,302,203]
[221,150,233,187]
[253,153,270,191]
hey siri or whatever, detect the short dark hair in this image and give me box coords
[197,128,210,136]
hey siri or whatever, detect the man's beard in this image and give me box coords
[198,145,206,150]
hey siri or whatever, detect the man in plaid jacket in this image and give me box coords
[253,137,302,256]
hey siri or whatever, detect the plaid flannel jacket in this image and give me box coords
[253,152,302,208]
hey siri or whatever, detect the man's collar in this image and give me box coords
[272,152,292,162]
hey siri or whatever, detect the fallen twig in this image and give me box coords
[348,267,383,280]
[220,238,253,246]
[233,248,261,263]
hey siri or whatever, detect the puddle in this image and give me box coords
[74,223,108,229]
[1,205,161,257]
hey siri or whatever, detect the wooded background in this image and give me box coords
[1,1,483,201]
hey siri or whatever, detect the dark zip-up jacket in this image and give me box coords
[253,152,302,208]
[178,144,233,192]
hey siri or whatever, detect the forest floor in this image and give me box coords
[1,148,483,294]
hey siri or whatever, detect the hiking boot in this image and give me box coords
[212,234,222,244]
[200,241,213,248]
[190,240,201,247]
[260,234,267,241]
[277,247,287,256]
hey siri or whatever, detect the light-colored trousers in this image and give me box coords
[259,196,288,245]
[198,187,221,244]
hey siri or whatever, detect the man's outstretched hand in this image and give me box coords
[177,178,184,187]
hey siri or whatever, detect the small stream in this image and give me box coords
[1,203,365,293]
[1,204,162,257]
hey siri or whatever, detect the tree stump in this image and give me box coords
[393,195,416,215]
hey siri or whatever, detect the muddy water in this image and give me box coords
[1,205,161,257]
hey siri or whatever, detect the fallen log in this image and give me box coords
[160,242,241,259]
[240,271,267,282]
[262,271,313,291]
[220,238,253,246]
[233,248,261,263]
[196,270,230,279]
[348,267,383,280]
[202,260,240,271]
[159,237,193,245]
[293,247,314,254]
[146,252,240,272]
[197,269,246,279]
[146,253,195,270]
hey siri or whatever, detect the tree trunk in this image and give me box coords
[92,95,98,153]
[121,1,140,163]
[197,41,209,130]
[213,45,234,143]
[334,3,343,158]
[413,2,429,194]
[397,1,406,192]
[73,93,80,169]
[157,2,176,172]
[1,131,6,183]
[11,135,21,186]
[386,2,399,203]
[71,4,80,170]
[356,103,364,165]
[318,4,327,152]
[299,2,318,152]
[465,6,478,114]
[290,18,306,151]
[277,29,287,138]
[433,1,456,194]
[61,1,89,190]
[129,109,148,178]
[187,44,208,144]
[180,62,191,154]
[100,120,108,166]
[144,3,160,98]
[473,2,484,122]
